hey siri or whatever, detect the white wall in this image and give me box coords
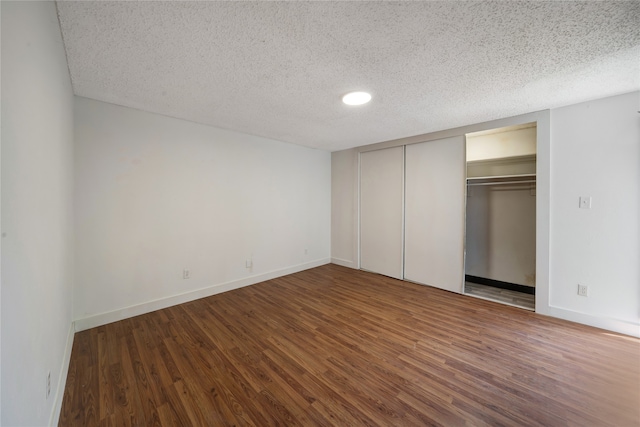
[1,2,75,425]
[331,93,639,336]
[331,149,358,268]
[549,92,639,335]
[74,97,331,329]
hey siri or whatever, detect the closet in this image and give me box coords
[359,137,465,292]
[358,123,537,311]
[464,123,537,309]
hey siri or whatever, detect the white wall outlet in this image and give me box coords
[183,269,190,279]
[46,371,51,399]
[579,196,592,209]
[245,258,252,268]
[577,284,589,297]
[304,248,308,255]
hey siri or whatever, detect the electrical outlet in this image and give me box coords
[183,269,190,279]
[577,284,589,297]
[304,248,308,255]
[245,258,252,269]
[46,371,51,399]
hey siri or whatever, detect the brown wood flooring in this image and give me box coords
[60,264,640,426]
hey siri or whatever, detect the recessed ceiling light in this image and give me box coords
[342,91,372,106]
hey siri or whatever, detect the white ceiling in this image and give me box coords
[56,1,640,152]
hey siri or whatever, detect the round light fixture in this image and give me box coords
[342,91,372,106]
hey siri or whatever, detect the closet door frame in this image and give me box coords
[353,110,549,316]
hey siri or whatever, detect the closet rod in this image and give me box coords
[467,180,536,187]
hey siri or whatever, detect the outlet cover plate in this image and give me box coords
[577,284,589,297]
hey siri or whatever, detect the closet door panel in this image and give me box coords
[360,146,404,279]
[404,136,465,292]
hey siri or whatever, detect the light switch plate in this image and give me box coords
[579,196,591,209]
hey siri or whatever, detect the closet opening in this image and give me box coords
[464,123,537,310]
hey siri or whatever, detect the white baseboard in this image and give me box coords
[331,257,357,269]
[547,305,640,338]
[74,258,330,332]
[50,321,75,426]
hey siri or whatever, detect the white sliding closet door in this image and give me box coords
[360,146,404,279]
[404,136,465,292]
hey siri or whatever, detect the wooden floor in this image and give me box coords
[464,282,535,311]
[60,264,640,426]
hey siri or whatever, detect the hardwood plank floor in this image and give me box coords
[60,264,640,426]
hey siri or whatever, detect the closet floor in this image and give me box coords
[464,281,535,311]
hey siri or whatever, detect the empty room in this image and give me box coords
[2,1,639,426]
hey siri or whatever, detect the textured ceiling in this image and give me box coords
[56,1,640,151]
